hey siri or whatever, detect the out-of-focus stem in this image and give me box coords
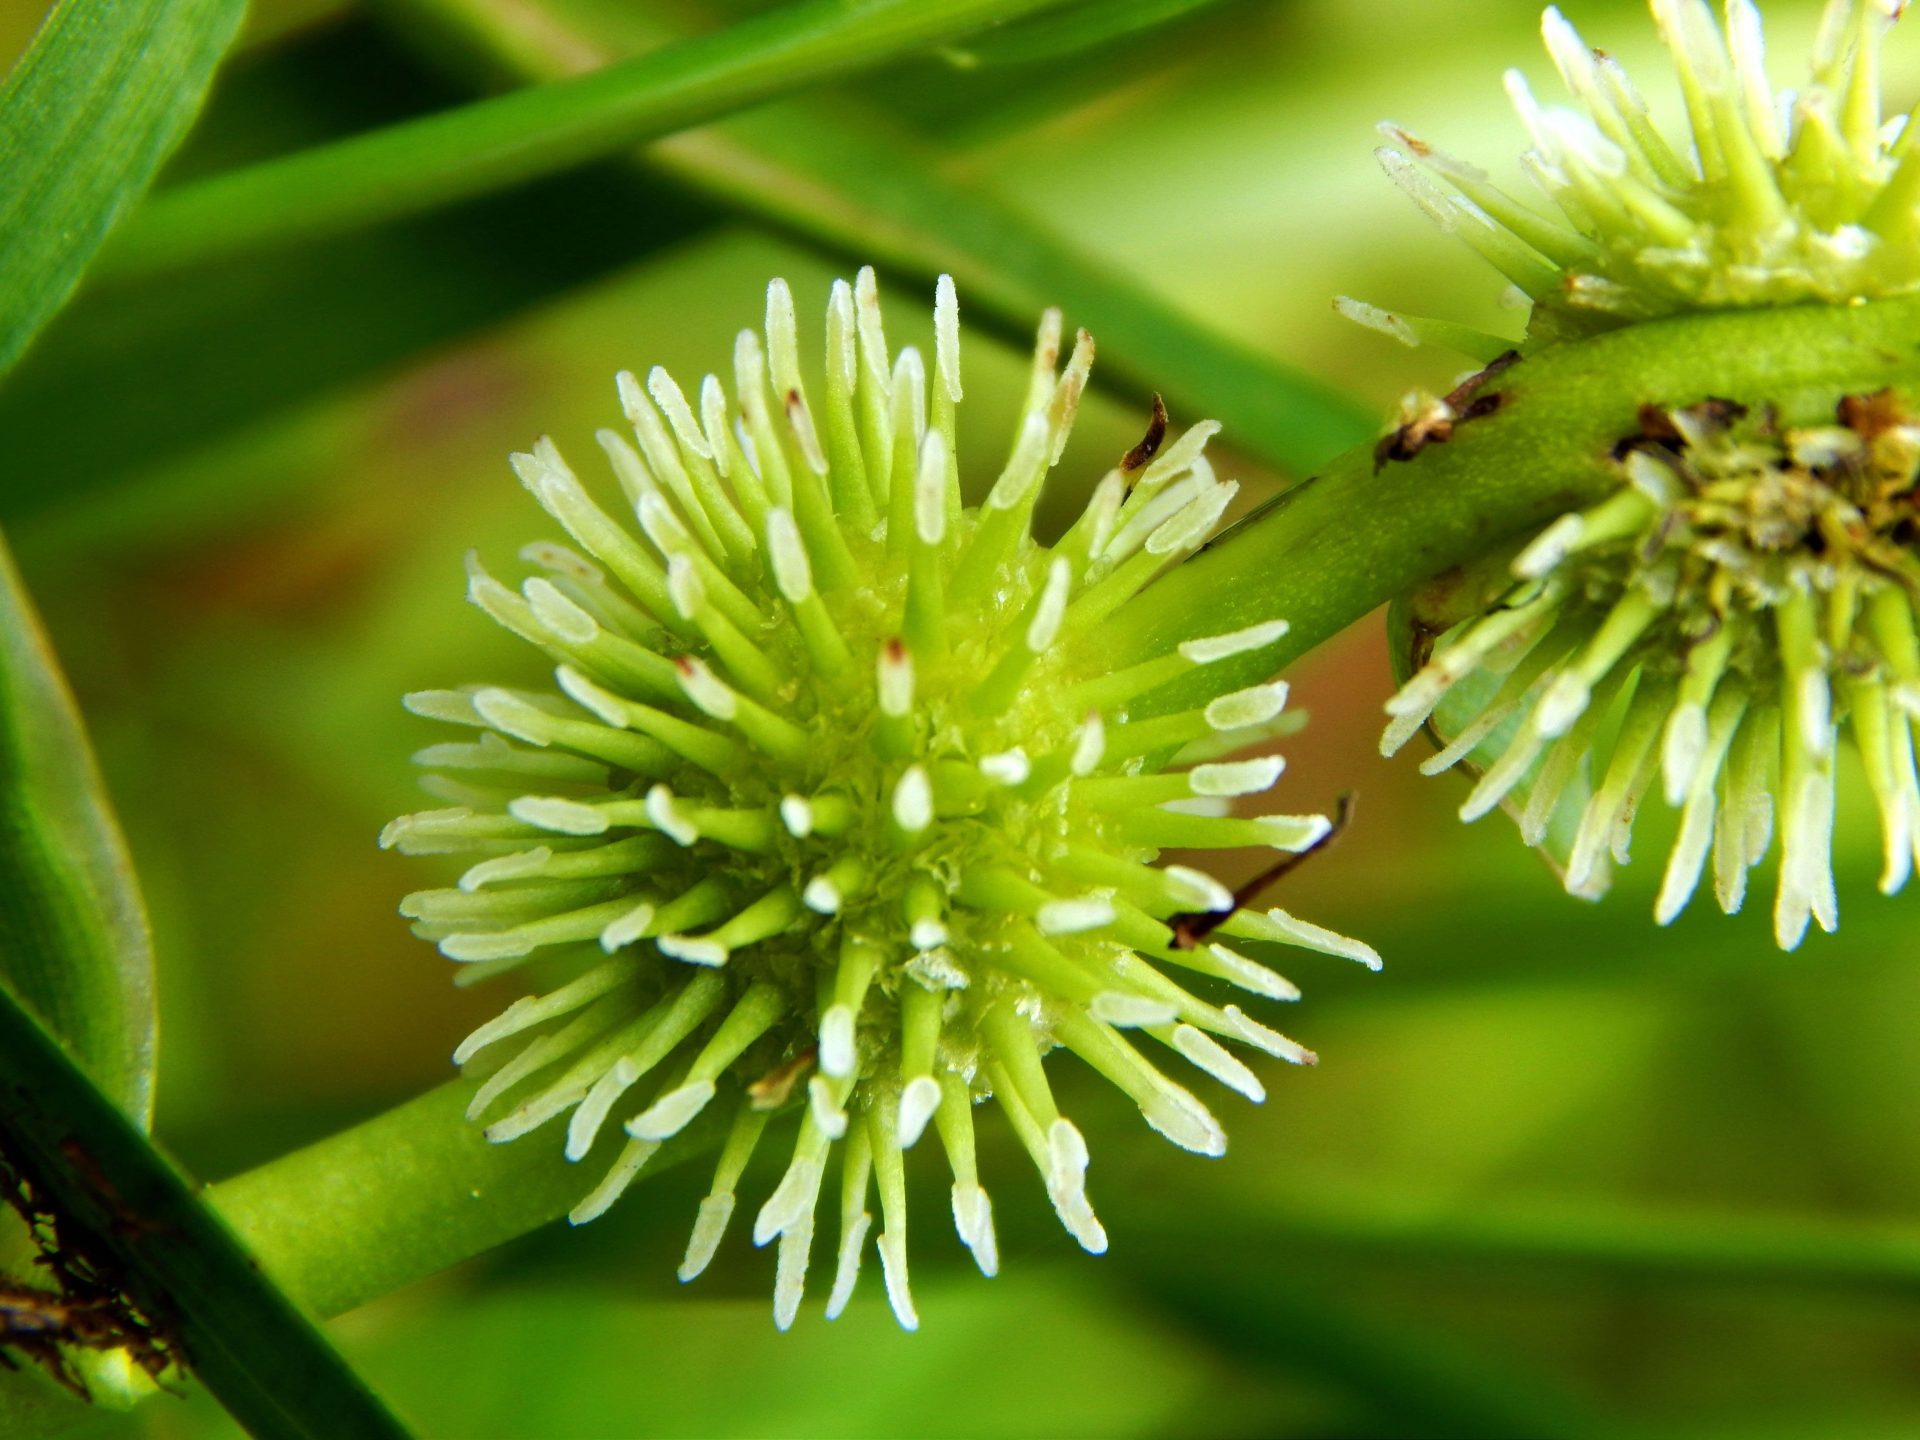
[97,0,1089,282]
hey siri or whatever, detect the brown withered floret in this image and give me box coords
[0,1155,173,1401]
[1375,351,1519,471]
[747,1047,817,1112]
[1120,393,1169,474]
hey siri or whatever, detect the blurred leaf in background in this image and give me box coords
[7,0,1920,1436]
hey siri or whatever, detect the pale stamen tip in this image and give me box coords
[897,1075,942,1148]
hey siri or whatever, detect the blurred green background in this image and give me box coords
[7,0,1920,1435]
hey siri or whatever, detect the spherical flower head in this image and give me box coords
[384,270,1378,1330]
[1384,391,1920,949]
[1346,1,1920,350]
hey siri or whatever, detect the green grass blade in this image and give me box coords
[0,982,414,1440]
[0,0,244,374]
[1133,1257,1605,1438]
[375,0,1373,474]
[97,0,1091,283]
[942,0,1233,65]
[0,534,155,1125]
[1242,1187,1920,1296]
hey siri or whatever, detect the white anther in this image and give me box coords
[780,794,814,838]
[657,934,728,967]
[458,847,552,892]
[878,643,914,718]
[645,785,699,846]
[934,274,962,401]
[765,508,813,603]
[508,796,608,835]
[819,1003,857,1077]
[675,659,737,722]
[897,1076,942,1149]
[698,375,733,478]
[878,1231,919,1331]
[1037,897,1116,935]
[892,765,933,833]
[647,366,711,459]
[915,431,949,546]
[1223,1004,1316,1064]
[599,901,656,952]
[636,490,689,553]
[951,1182,999,1276]
[824,1211,871,1321]
[627,1079,717,1141]
[1026,557,1072,653]
[555,666,627,727]
[808,1075,848,1140]
[679,1192,735,1281]
[803,876,841,915]
[754,1158,821,1247]
[1071,711,1106,776]
[1172,1024,1266,1103]
[438,932,532,963]
[1190,756,1286,797]
[1089,992,1180,1028]
[1205,681,1289,731]
[1164,865,1234,912]
[1180,619,1289,664]
[979,749,1030,785]
[1044,1119,1107,1254]
[1208,943,1300,1001]
[524,578,596,643]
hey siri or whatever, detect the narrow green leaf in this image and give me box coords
[97,0,1091,283]
[941,0,1233,66]
[374,0,1373,474]
[0,533,155,1125]
[0,0,244,374]
[0,982,414,1440]
[1230,1187,1920,1297]
[1132,1256,1603,1438]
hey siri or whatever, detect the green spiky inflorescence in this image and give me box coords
[383,271,1378,1330]
[1385,394,1920,949]
[1344,1,1920,948]
[1345,0,1920,353]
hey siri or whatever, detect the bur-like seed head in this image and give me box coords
[386,271,1377,1329]
[1386,393,1920,949]
[1349,1,1920,350]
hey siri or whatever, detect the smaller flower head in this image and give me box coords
[1385,392,1920,948]
[387,271,1377,1329]
[1350,1,1920,348]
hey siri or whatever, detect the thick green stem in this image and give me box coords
[211,1077,730,1321]
[1106,292,1920,706]
[95,0,1088,283]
